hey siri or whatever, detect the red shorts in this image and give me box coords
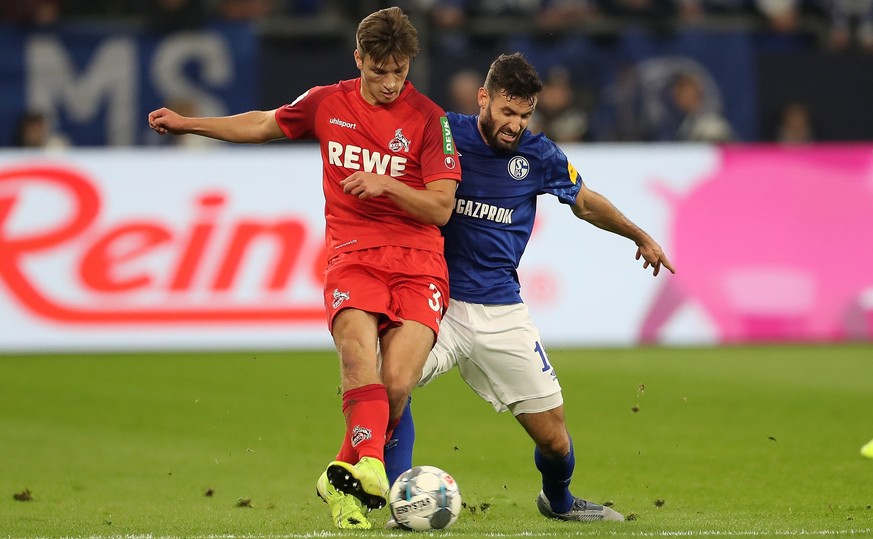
[323,246,449,337]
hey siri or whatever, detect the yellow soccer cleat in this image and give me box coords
[862,438,873,459]
[316,470,371,529]
[327,456,390,510]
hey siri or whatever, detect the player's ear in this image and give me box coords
[477,87,488,109]
[354,49,363,71]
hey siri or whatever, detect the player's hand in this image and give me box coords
[635,243,675,277]
[341,172,391,199]
[147,108,184,135]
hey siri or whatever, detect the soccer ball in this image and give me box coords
[388,465,462,531]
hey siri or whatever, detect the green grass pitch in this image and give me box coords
[1,344,871,538]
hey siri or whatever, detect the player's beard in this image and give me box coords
[479,107,524,152]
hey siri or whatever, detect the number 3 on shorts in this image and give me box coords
[427,283,442,312]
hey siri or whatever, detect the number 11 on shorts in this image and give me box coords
[534,341,552,372]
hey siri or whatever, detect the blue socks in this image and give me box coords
[384,397,415,484]
[534,439,575,513]
[385,397,577,514]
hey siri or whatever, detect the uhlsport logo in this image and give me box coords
[508,156,530,180]
[330,117,357,130]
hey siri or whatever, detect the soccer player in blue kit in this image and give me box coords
[384,52,676,523]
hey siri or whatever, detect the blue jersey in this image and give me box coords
[443,112,583,304]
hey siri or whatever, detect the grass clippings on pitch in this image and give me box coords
[1,344,871,538]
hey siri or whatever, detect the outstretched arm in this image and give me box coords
[571,183,675,276]
[147,108,286,144]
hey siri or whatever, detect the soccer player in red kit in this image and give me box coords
[147,7,461,530]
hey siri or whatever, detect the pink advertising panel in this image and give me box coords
[639,145,873,344]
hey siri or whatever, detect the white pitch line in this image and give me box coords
[10,530,873,539]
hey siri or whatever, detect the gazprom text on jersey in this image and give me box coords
[455,198,514,224]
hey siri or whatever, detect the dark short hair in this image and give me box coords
[484,53,543,103]
[356,7,420,65]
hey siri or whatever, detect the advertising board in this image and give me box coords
[1,144,871,351]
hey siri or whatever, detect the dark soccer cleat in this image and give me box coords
[536,491,625,521]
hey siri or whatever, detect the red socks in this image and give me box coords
[335,383,389,463]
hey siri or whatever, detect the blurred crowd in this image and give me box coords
[3,0,871,51]
[3,0,856,145]
[0,0,324,28]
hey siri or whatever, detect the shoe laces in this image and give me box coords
[571,497,596,512]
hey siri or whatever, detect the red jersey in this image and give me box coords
[275,79,461,257]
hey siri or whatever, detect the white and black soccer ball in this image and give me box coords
[388,465,462,531]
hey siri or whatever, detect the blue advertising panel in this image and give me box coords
[0,22,257,147]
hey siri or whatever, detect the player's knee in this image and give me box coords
[533,426,570,457]
[383,375,415,403]
[517,404,570,457]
